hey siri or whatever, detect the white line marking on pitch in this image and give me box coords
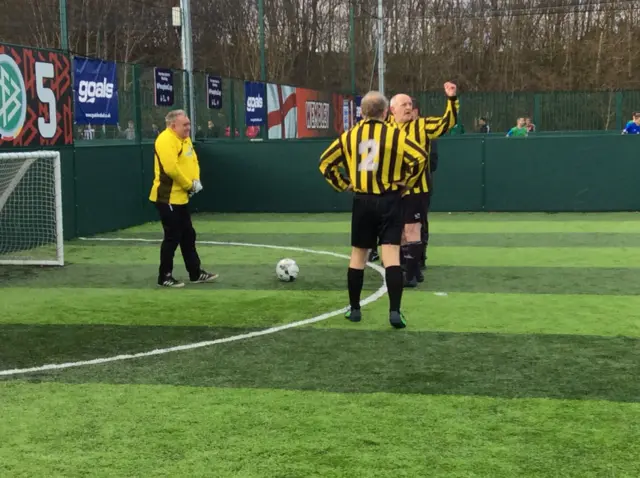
[0,238,387,377]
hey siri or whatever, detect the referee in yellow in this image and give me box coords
[149,109,218,288]
[318,91,427,329]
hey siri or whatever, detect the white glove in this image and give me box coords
[191,179,203,194]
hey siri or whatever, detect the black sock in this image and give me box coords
[385,265,403,312]
[421,242,427,264]
[410,242,422,277]
[402,242,420,280]
[400,245,408,271]
[347,267,364,310]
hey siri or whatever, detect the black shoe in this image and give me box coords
[190,270,219,283]
[158,275,185,288]
[345,308,362,322]
[389,311,407,329]
[369,250,379,262]
[404,276,418,288]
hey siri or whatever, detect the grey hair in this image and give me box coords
[165,109,187,125]
[360,91,389,120]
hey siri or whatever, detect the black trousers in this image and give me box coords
[155,202,201,279]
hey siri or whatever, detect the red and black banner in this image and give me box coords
[0,43,73,147]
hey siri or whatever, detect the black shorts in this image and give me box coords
[351,192,403,249]
[402,193,429,225]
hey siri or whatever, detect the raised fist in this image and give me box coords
[444,82,457,97]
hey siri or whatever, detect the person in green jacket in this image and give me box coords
[506,117,528,137]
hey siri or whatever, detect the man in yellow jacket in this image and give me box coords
[149,109,218,288]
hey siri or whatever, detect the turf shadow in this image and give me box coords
[3,325,640,403]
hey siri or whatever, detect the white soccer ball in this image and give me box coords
[276,258,299,282]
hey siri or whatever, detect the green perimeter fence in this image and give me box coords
[77,65,640,140]
[5,133,638,244]
[2,41,640,244]
[0,43,637,142]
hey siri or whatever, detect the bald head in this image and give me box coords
[390,93,414,124]
[360,91,389,121]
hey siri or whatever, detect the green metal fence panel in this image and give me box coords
[418,90,640,134]
[233,78,248,138]
[192,72,234,139]
[138,65,187,140]
[63,56,640,142]
[536,91,618,131]
[620,90,640,131]
[422,91,536,134]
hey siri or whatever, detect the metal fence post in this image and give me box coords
[59,0,69,51]
[132,64,142,143]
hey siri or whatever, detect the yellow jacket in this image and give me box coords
[149,128,200,205]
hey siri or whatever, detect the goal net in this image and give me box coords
[0,151,64,266]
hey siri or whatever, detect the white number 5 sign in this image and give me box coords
[35,61,58,139]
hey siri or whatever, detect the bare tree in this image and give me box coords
[2,0,640,99]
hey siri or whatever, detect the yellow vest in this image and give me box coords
[149,128,200,205]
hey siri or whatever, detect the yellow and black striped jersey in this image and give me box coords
[389,96,459,194]
[318,119,427,195]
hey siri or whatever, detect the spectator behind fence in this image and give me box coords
[507,117,528,137]
[118,120,136,140]
[449,123,465,135]
[477,117,490,133]
[206,120,222,138]
[525,117,536,132]
[622,112,640,134]
[246,126,260,139]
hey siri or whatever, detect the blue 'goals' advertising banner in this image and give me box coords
[244,81,266,126]
[73,56,118,125]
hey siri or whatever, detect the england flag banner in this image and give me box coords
[154,67,174,107]
[244,81,266,126]
[207,75,222,109]
[73,57,118,125]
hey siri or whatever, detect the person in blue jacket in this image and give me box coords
[622,113,640,134]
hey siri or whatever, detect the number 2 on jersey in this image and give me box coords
[358,139,380,171]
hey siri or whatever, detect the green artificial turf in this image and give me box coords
[1,212,640,477]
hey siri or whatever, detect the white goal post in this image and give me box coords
[0,151,64,266]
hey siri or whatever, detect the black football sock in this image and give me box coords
[385,265,404,312]
[409,242,422,278]
[400,245,409,271]
[402,243,420,280]
[347,267,365,310]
